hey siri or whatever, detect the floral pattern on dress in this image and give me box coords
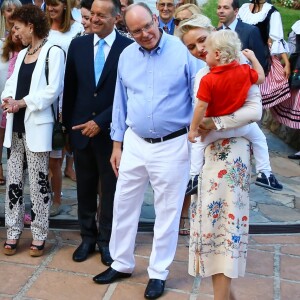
[189,137,251,279]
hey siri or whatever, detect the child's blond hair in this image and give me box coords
[206,30,241,65]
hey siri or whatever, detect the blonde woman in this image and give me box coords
[0,0,22,39]
[45,0,83,216]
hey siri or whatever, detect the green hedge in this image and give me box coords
[201,0,299,38]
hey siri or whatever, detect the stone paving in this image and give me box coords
[0,128,300,299]
[0,228,299,300]
[1,128,300,225]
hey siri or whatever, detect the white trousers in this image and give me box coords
[110,128,190,280]
[190,123,271,175]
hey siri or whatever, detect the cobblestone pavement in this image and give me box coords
[0,228,299,300]
[0,128,300,299]
[1,128,299,225]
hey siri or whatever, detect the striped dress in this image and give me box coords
[270,21,300,129]
[238,3,291,109]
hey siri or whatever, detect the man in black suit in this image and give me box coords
[217,0,269,74]
[62,0,132,264]
[20,0,46,11]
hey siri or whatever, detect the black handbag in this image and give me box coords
[289,52,300,90]
[45,45,66,150]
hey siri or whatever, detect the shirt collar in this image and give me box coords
[93,29,116,47]
[138,29,166,55]
[158,17,174,30]
[222,18,238,31]
[210,60,239,73]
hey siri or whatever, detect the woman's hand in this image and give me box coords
[283,63,290,80]
[2,97,20,113]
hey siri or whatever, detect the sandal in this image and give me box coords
[64,170,76,182]
[179,217,190,236]
[29,241,45,257]
[0,163,6,186]
[3,239,19,256]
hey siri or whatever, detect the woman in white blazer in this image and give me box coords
[1,5,65,257]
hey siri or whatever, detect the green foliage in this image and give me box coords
[201,0,299,38]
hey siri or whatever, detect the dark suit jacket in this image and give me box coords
[219,19,269,74]
[62,31,132,150]
[20,0,46,11]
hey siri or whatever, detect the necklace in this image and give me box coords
[27,38,47,55]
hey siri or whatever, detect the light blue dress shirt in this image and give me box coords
[111,32,201,142]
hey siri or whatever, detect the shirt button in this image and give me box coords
[94,93,97,97]
[92,112,96,116]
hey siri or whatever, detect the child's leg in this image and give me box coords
[242,123,272,176]
[190,140,206,176]
[192,128,250,175]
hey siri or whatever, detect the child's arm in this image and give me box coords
[242,49,265,84]
[188,99,208,143]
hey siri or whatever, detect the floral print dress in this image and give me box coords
[189,137,251,278]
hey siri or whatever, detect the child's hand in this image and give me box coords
[242,49,256,61]
[198,128,211,142]
[188,129,199,143]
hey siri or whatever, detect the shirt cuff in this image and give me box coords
[271,40,289,55]
[110,126,125,142]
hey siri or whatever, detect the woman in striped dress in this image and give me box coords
[238,0,291,109]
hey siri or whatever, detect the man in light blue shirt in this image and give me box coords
[93,2,198,299]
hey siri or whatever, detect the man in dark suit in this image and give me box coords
[20,0,46,11]
[62,0,132,264]
[217,0,269,74]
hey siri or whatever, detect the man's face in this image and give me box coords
[120,0,128,15]
[156,0,175,23]
[217,0,238,26]
[126,6,161,51]
[90,0,118,38]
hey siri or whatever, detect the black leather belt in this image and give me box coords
[142,127,188,144]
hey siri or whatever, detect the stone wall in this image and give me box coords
[262,110,300,150]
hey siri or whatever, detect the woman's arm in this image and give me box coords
[206,85,262,130]
[24,46,65,112]
[195,66,262,130]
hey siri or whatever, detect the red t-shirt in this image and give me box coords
[196,61,258,117]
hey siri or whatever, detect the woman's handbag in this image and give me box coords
[289,52,300,89]
[45,45,66,150]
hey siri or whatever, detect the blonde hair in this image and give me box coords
[174,3,201,19]
[206,30,241,64]
[0,0,22,38]
[176,13,214,40]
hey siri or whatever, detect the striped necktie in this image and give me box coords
[94,39,106,84]
[163,25,169,33]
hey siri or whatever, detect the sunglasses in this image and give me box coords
[174,18,188,26]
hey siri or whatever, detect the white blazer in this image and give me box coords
[1,41,65,152]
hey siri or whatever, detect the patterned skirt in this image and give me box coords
[270,88,300,129]
[189,137,251,279]
[260,55,291,108]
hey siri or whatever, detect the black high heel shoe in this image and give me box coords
[3,240,19,256]
[29,241,45,257]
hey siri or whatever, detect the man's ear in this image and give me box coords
[153,14,159,24]
[115,14,122,24]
